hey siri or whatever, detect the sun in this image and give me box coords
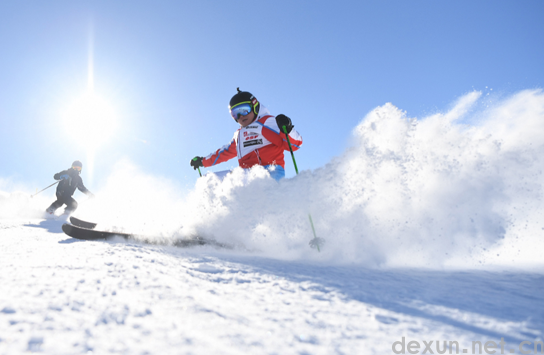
[63,91,118,151]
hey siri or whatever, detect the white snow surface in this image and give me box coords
[1,90,544,354]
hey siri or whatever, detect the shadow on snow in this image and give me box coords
[184,252,544,345]
[24,219,66,234]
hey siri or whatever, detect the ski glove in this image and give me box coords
[276,114,293,134]
[190,156,204,170]
[59,174,69,180]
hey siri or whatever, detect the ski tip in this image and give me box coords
[61,223,72,234]
[69,216,97,229]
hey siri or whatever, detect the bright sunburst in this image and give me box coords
[62,89,118,183]
[59,23,119,182]
[63,91,117,151]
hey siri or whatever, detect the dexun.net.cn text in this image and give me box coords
[391,337,543,354]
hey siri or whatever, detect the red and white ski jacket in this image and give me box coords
[202,107,303,169]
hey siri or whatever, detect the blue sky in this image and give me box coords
[0,1,543,194]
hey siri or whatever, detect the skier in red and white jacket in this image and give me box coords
[190,88,303,181]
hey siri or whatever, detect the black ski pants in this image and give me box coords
[47,191,78,213]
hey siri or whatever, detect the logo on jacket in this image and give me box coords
[243,139,263,147]
[243,131,259,141]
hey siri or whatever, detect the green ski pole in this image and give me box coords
[282,125,324,252]
[283,127,299,175]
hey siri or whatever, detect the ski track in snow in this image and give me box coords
[1,219,542,355]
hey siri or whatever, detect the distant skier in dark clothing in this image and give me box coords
[46,160,94,215]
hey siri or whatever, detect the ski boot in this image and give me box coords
[44,207,57,219]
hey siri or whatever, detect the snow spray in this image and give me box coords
[170,89,544,267]
[4,89,541,268]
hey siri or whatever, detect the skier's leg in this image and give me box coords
[46,201,62,214]
[46,192,64,213]
[264,165,285,181]
[64,197,78,214]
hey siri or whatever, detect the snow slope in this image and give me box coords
[1,90,544,354]
[1,218,543,354]
[1,219,543,354]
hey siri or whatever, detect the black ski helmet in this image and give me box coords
[72,160,83,168]
[229,88,259,120]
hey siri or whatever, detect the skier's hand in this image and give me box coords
[276,114,293,134]
[190,157,204,170]
[59,174,69,180]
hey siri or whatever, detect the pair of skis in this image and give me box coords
[62,217,128,240]
[62,217,229,248]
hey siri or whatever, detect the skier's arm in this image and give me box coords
[76,177,92,195]
[280,127,303,152]
[53,170,70,180]
[201,137,238,167]
[77,181,94,198]
[77,184,90,195]
[261,115,303,152]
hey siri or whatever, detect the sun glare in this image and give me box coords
[58,24,120,183]
[63,91,118,151]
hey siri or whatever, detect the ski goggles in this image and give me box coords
[230,102,252,121]
[72,166,82,171]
